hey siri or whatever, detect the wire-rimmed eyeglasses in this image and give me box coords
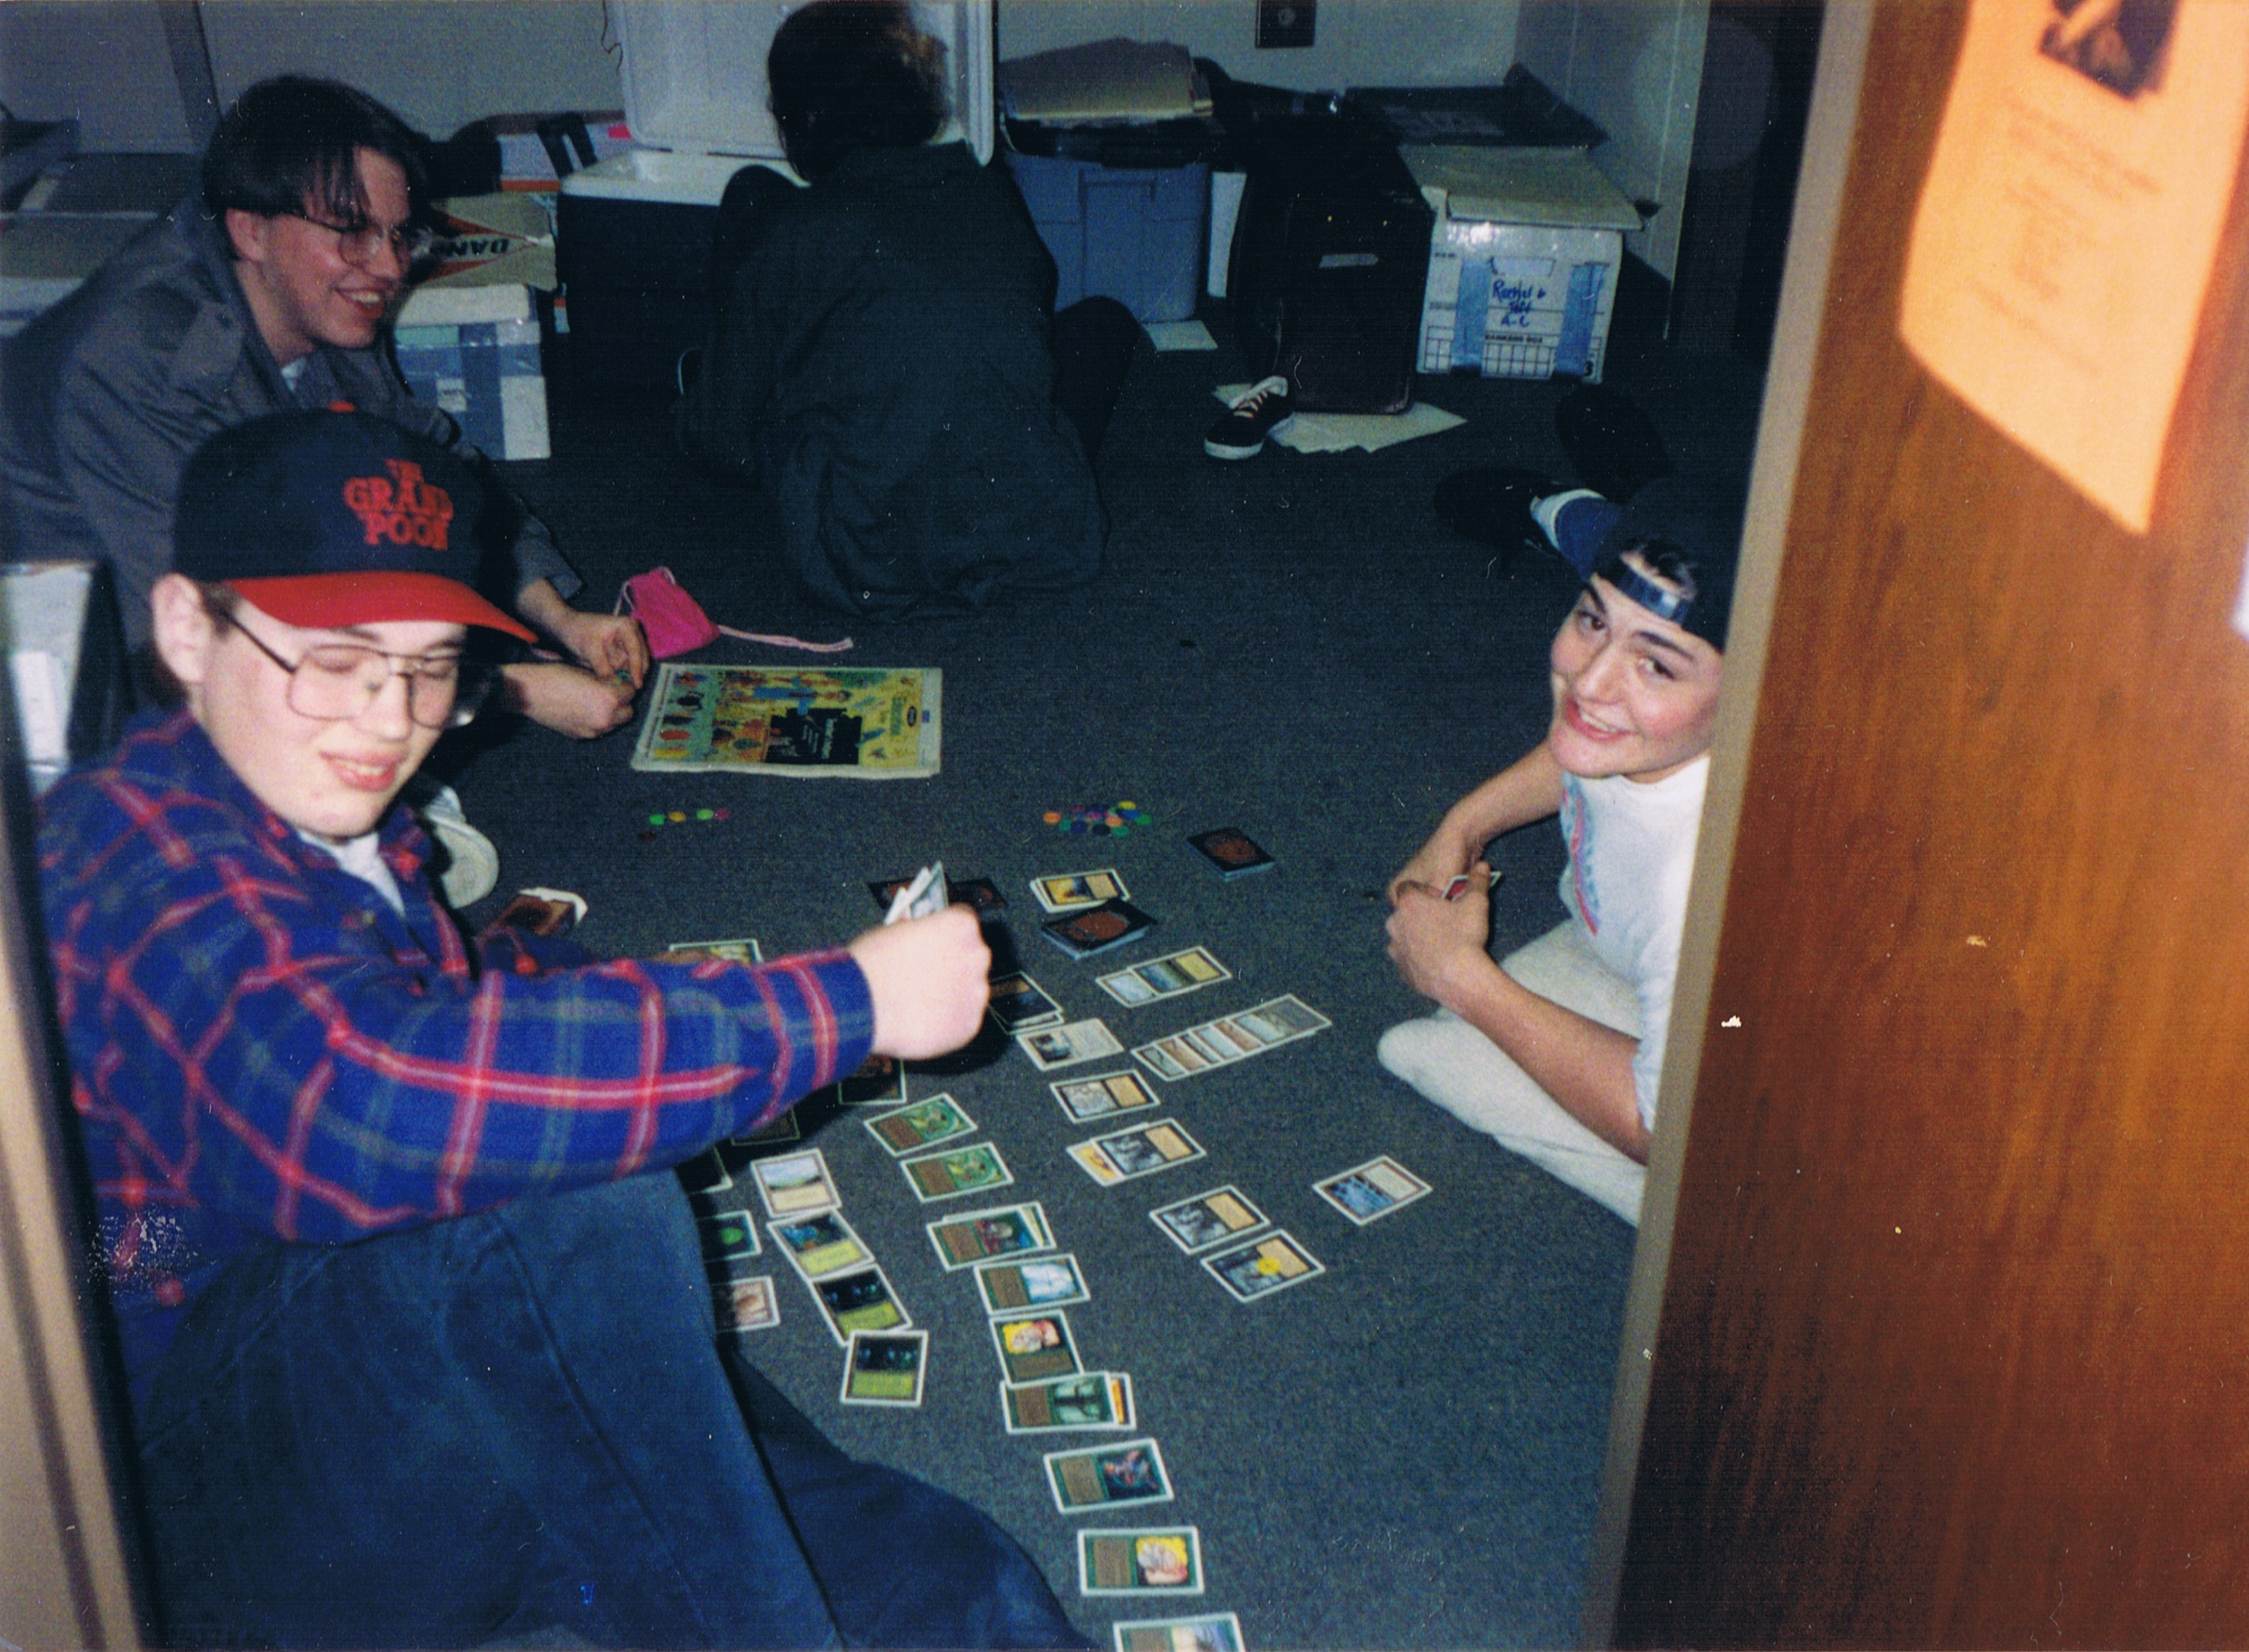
[216,607,488,730]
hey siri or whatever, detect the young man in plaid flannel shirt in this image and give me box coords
[39,410,1087,1649]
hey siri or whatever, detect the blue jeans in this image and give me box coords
[133,1174,1088,1650]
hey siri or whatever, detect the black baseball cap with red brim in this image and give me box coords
[174,410,536,641]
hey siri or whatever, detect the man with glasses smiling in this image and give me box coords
[39,410,1083,1648]
[1,74,648,741]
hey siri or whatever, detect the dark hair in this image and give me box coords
[768,0,948,182]
[202,75,429,229]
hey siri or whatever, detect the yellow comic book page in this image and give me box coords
[631,664,943,777]
[1899,0,2249,533]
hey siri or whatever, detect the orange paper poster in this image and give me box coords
[1899,0,2249,532]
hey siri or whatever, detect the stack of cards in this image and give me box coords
[1004,1370,1136,1435]
[1068,1120,1207,1187]
[1042,901,1159,960]
[1049,1069,1160,1125]
[1031,869,1129,913]
[989,973,1064,1035]
[1132,996,1329,1082]
[829,1052,908,1108]
[1097,947,1230,1009]
[1187,826,1276,879]
[1019,1018,1124,1072]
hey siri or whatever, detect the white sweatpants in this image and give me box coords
[1377,920,1646,1225]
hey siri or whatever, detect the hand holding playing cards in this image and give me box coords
[1385,876,1492,1007]
[849,906,992,1059]
[1387,827,1476,908]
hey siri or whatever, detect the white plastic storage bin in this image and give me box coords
[558,1,994,387]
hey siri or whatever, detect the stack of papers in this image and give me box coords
[1000,38,1209,125]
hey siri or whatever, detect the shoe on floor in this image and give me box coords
[1433,467,1556,570]
[1204,375,1296,459]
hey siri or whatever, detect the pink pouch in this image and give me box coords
[618,568,851,659]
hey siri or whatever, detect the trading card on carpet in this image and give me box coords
[720,1275,780,1333]
[1041,901,1157,960]
[1097,947,1230,1009]
[1132,1041,1190,1082]
[901,1141,1015,1203]
[664,936,764,964]
[1111,1611,1244,1652]
[883,862,948,924]
[988,971,1066,1034]
[697,1208,760,1265]
[974,1252,1089,1315]
[928,1201,1056,1270]
[1019,1017,1124,1072]
[1201,1230,1324,1304]
[1049,1068,1159,1125]
[1003,1371,1136,1435]
[990,1310,1081,1383]
[1068,1120,1205,1188]
[1078,1527,1204,1597]
[865,1094,978,1156]
[767,1210,872,1280]
[493,888,586,936]
[677,1149,732,1196]
[725,1111,800,1150]
[1042,1438,1174,1516]
[751,1148,841,1217]
[1230,995,1331,1044]
[830,1052,907,1108]
[1032,868,1128,914]
[1313,1155,1433,1226]
[840,1329,928,1407]
[1147,1186,1270,1256]
[809,1264,911,1346]
[1187,826,1276,879]
[950,875,1007,915]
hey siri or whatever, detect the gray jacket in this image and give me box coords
[1,201,575,648]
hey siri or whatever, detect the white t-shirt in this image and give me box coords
[1555,755,1709,1132]
[302,828,406,916]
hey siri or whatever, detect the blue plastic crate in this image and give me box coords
[1004,148,1208,324]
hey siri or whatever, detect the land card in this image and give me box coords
[974,1252,1090,1315]
[1095,947,1231,1010]
[901,1141,1015,1204]
[1313,1155,1433,1227]
[1077,1526,1205,1597]
[720,1275,780,1333]
[1201,1230,1325,1304]
[1032,868,1129,914]
[927,1201,1056,1271]
[696,1208,760,1265]
[1111,1612,1244,1652]
[1230,994,1331,1043]
[767,1211,872,1280]
[1187,826,1276,879]
[664,936,765,963]
[840,1330,928,1407]
[1041,901,1157,960]
[1132,1041,1190,1082]
[629,663,941,778]
[807,1264,911,1346]
[1068,1121,1206,1188]
[1019,1018,1124,1072]
[988,972,1065,1034]
[864,1094,978,1157]
[1002,1371,1136,1435]
[1147,1186,1271,1256]
[989,1310,1081,1384]
[1049,1068,1160,1125]
[750,1148,841,1218]
[830,1052,908,1108]
[1041,1438,1174,1516]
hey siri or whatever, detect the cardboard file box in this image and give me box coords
[558,1,994,388]
[394,285,551,461]
[1405,146,1639,383]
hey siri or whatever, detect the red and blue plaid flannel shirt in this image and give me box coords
[40,712,872,1382]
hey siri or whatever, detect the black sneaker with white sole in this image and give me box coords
[1203,375,1296,459]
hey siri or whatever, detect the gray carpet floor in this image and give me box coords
[437,303,1768,1649]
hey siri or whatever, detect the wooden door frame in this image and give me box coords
[1578,6,1874,1643]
